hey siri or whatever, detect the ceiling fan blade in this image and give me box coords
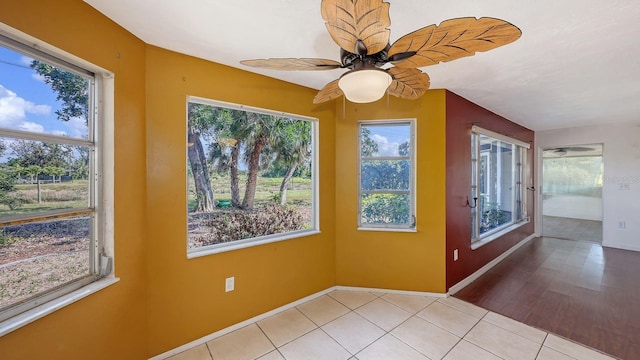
[388,17,522,68]
[240,58,342,71]
[387,68,430,99]
[321,0,391,55]
[313,79,344,104]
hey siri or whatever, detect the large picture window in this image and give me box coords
[186,97,318,256]
[471,126,528,243]
[358,120,415,230]
[0,30,112,327]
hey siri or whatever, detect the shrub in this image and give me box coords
[0,230,17,247]
[361,194,409,225]
[190,204,304,247]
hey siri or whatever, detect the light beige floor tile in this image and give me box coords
[483,312,547,344]
[297,295,350,326]
[537,346,576,360]
[322,311,385,354]
[438,297,488,319]
[417,301,481,337]
[166,344,212,360]
[544,334,616,360]
[328,290,378,309]
[257,308,317,347]
[278,328,351,360]
[257,350,285,360]
[206,323,274,360]
[464,321,542,360]
[391,316,460,359]
[443,340,502,360]
[357,334,429,360]
[381,293,437,313]
[354,298,412,331]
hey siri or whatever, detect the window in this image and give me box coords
[358,120,416,230]
[0,28,113,330]
[471,126,529,243]
[186,97,318,256]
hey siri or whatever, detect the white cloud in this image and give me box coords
[371,134,399,156]
[31,73,46,83]
[19,56,33,66]
[18,122,45,133]
[52,130,67,136]
[0,84,52,129]
[64,117,88,138]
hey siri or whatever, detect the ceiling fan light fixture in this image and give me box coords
[338,69,392,103]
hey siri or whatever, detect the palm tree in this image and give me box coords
[270,119,312,205]
[240,113,272,210]
[187,103,216,212]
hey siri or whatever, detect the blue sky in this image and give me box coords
[0,46,87,138]
[366,124,410,156]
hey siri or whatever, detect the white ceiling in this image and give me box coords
[84,0,640,131]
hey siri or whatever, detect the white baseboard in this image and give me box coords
[602,242,640,252]
[448,234,537,295]
[335,285,446,298]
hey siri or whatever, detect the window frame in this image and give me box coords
[185,96,320,258]
[470,126,529,247]
[357,119,416,231]
[0,24,115,336]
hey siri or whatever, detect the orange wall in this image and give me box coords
[335,91,447,293]
[0,1,148,359]
[144,46,336,356]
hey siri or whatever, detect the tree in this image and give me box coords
[25,165,42,184]
[208,108,251,208]
[398,141,410,156]
[241,113,272,210]
[187,103,216,212]
[44,165,64,183]
[361,127,379,157]
[70,148,89,180]
[9,140,70,169]
[208,108,272,210]
[30,60,89,123]
[270,119,312,205]
[0,166,22,210]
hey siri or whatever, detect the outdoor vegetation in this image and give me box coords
[187,101,314,249]
[359,124,413,226]
[0,57,91,309]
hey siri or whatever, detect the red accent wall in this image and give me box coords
[445,91,535,290]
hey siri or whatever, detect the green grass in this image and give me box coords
[0,180,89,216]
[188,174,312,211]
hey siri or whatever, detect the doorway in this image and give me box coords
[541,144,603,243]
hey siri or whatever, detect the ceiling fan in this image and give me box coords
[241,0,522,104]
[544,147,596,156]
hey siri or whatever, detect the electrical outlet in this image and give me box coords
[453,249,459,261]
[225,277,235,292]
[618,220,626,229]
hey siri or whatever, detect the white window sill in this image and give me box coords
[0,277,119,337]
[471,221,529,250]
[357,227,417,233]
[187,229,321,258]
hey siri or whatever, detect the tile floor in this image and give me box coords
[542,216,602,243]
[166,290,615,360]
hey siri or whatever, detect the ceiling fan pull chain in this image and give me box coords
[387,88,390,108]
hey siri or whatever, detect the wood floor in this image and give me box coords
[455,237,640,360]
